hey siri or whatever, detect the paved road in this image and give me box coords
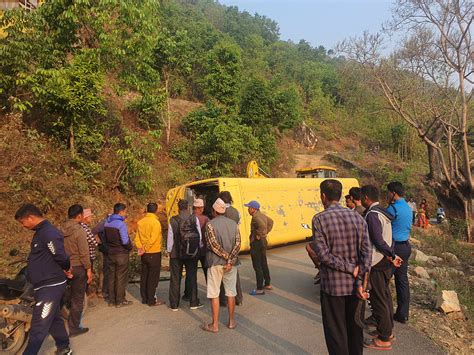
[42,244,444,354]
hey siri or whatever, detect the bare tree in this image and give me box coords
[338,0,473,241]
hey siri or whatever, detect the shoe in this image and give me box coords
[263,285,273,290]
[115,300,133,308]
[190,303,204,310]
[169,306,179,312]
[249,289,265,296]
[393,314,407,324]
[182,295,190,302]
[69,327,89,338]
[55,347,73,355]
[149,299,165,306]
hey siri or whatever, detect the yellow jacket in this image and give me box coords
[135,213,163,253]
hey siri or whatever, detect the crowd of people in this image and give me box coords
[14,179,421,355]
[14,190,274,354]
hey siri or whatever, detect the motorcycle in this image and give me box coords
[0,267,34,354]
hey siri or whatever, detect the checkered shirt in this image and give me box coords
[312,203,372,296]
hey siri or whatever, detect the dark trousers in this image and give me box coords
[68,266,87,332]
[393,241,411,320]
[108,253,129,304]
[320,291,363,355]
[169,258,199,308]
[250,239,271,289]
[23,283,69,355]
[369,267,394,341]
[140,252,162,305]
[185,255,207,298]
[219,271,243,305]
[98,252,109,296]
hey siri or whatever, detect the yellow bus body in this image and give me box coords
[166,177,359,252]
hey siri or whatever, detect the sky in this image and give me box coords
[219,0,394,51]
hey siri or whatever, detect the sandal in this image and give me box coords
[264,285,273,290]
[363,338,392,350]
[367,330,396,342]
[249,289,265,296]
[201,323,218,333]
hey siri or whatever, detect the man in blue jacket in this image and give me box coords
[15,204,72,355]
[104,203,133,307]
[386,181,413,323]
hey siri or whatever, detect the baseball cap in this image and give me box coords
[244,200,260,210]
[193,198,204,208]
[213,198,226,214]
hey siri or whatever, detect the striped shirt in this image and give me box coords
[312,203,372,296]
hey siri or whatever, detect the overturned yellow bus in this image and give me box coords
[166,176,359,251]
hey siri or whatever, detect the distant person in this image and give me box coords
[415,203,429,229]
[168,199,203,311]
[421,198,430,219]
[201,198,241,333]
[312,180,371,355]
[361,185,401,350]
[15,204,72,355]
[345,194,355,210]
[349,187,366,216]
[386,182,413,323]
[135,203,165,306]
[183,198,209,303]
[218,191,243,306]
[104,203,133,307]
[245,200,274,295]
[61,204,92,337]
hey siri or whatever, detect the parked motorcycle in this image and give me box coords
[0,267,34,354]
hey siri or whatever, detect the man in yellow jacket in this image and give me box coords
[135,203,165,306]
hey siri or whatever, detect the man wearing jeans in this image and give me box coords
[386,181,413,323]
[312,180,372,355]
[61,204,92,337]
[245,200,274,295]
[104,203,133,307]
[201,198,241,333]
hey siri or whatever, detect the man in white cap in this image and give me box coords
[201,198,241,333]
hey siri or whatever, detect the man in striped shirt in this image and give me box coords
[311,180,372,355]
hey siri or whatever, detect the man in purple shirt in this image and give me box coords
[311,180,372,355]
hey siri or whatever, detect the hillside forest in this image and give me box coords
[0,0,472,258]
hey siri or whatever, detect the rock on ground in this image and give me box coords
[413,249,430,263]
[441,252,460,265]
[414,266,431,279]
[436,290,461,314]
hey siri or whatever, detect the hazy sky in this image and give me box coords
[219,0,394,50]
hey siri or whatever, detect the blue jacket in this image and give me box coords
[386,198,413,242]
[27,220,70,290]
[104,214,130,245]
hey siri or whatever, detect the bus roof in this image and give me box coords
[295,166,337,173]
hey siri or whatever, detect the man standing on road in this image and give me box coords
[245,200,274,295]
[361,185,402,350]
[201,198,241,333]
[15,204,72,355]
[386,181,413,324]
[168,199,203,311]
[61,204,92,337]
[135,202,165,307]
[104,203,133,308]
[312,180,372,355]
[349,187,366,216]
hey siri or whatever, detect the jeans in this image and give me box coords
[393,241,412,320]
[250,238,271,289]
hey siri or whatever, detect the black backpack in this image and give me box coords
[179,215,201,259]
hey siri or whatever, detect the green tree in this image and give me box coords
[202,39,242,109]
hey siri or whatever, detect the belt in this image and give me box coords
[394,240,409,244]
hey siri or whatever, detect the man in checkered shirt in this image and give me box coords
[311,179,372,355]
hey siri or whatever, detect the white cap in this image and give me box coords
[193,198,204,208]
[213,198,226,214]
